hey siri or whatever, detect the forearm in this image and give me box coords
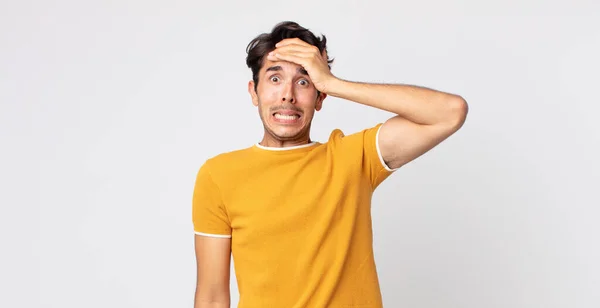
[194,298,230,308]
[326,78,466,125]
[194,301,229,308]
[194,288,230,308]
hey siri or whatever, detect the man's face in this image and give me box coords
[248,57,326,141]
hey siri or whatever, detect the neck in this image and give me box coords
[258,132,313,148]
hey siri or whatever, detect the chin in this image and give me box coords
[272,127,306,139]
[265,123,309,140]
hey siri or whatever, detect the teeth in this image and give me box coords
[274,113,299,120]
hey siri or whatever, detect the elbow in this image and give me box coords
[447,96,469,130]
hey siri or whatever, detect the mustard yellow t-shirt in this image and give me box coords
[192,123,398,307]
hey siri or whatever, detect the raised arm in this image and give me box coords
[194,235,232,308]
[326,80,468,169]
[268,38,468,170]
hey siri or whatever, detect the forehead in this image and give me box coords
[260,59,307,75]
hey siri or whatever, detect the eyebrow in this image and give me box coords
[265,66,309,76]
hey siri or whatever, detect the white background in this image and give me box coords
[1,1,599,307]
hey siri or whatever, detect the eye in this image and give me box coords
[298,79,309,86]
[270,76,280,83]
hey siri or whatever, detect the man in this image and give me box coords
[192,21,468,307]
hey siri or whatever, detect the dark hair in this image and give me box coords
[246,21,334,90]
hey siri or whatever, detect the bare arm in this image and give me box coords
[194,235,232,308]
[269,38,469,170]
[326,79,468,169]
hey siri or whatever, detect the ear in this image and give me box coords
[248,80,259,106]
[315,91,327,111]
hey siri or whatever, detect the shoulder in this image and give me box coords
[327,128,345,142]
[197,146,254,176]
[209,146,254,164]
[326,123,384,146]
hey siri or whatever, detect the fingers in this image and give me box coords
[267,52,307,65]
[267,51,309,61]
[275,38,311,48]
[275,39,329,62]
[268,43,322,63]
[273,43,317,56]
[268,39,326,68]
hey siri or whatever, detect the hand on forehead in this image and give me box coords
[276,38,328,59]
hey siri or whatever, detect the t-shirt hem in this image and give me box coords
[375,123,400,172]
[194,231,232,238]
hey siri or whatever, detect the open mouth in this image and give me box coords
[273,113,300,120]
[272,111,302,123]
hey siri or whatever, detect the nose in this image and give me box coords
[281,82,295,104]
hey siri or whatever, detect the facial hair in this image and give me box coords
[258,101,312,141]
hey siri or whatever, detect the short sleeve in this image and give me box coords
[370,123,400,186]
[339,123,399,189]
[191,162,232,238]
